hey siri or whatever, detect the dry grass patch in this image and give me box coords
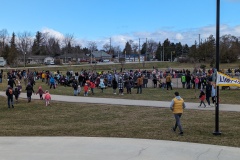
[0,97,239,147]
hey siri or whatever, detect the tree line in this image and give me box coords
[0,28,239,66]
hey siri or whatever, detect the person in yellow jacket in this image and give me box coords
[41,72,46,82]
[170,92,186,136]
[166,73,172,90]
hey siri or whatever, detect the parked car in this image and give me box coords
[80,59,89,62]
[103,59,110,62]
[44,61,55,65]
[88,61,97,64]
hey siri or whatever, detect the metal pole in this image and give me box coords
[24,52,26,68]
[91,50,92,65]
[146,38,147,61]
[163,43,164,61]
[213,0,221,136]
[110,38,111,55]
[199,34,201,46]
[161,51,162,61]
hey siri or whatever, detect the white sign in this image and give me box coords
[216,72,240,87]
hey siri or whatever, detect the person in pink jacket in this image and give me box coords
[194,76,199,89]
[44,90,51,106]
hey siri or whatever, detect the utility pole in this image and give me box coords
[24,52,26,68]
[163,42,164,61]
[199,34,201,47]
[139,38,140,54]
[138,38,141,63]
[146,38,147,61]
[110,38,111,55]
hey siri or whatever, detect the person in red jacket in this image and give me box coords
[83,83,89,96]
[90,81,95,95]
[36,86,44,100]
[198,90,206,108]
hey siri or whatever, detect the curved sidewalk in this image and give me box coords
[0,137,240,160]
[0,92,240,160]
[1,91,239,112]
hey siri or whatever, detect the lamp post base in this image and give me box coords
[213,131,222,135]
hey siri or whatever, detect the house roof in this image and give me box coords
[92,51,111,58]
[27,55,50,60]
[56,53,89,59]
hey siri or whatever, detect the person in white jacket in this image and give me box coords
[211,83,216,106]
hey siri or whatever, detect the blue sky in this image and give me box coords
[1,0,240,49]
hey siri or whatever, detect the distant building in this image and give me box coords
[56,53,89,63]
[26,56,46,64]
[92,51,112,60]
[125,54,145,62]
[0,57,6,66]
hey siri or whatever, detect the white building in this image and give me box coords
[0,57,6,67]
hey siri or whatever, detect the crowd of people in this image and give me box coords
[2,67,238,136]
[2,66,231,109]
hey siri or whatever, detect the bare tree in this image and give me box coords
[132,43,138,54]
[113,45,121,54]
[0,29,9,55]
[88,41,98,52]
[147,39,158,53]
[63,33,74,47]
[17,31,33,55]
[103,43,110,52]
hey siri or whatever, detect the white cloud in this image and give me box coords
[41,25,240,50]
[175,33,184,40]
[234,25,240,34]
[41,27,64,40]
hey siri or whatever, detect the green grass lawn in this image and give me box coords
[0,62,239,147]
[0,97,239,147]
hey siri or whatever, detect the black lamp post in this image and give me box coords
[213,0,221,136]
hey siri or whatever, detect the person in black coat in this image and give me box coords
[26,83,34,102]
[112,77,118,94]
[205,81,212,107]
[186,73,191,89]
[8,77,16,88]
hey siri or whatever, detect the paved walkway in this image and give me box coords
[0,91,240,160]
[1,91,239,112]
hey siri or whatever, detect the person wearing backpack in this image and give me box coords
[6,85,14,108]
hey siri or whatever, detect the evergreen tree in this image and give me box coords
[141,42,147,55]
[32,31,44,55]
[8,32,18,66]
[123,41,132,55]
[155,42,162,60]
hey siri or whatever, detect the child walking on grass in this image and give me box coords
[83,83,89,96]
[36,86,44,100]
[44,90,51,106]
[198,90,206,108]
